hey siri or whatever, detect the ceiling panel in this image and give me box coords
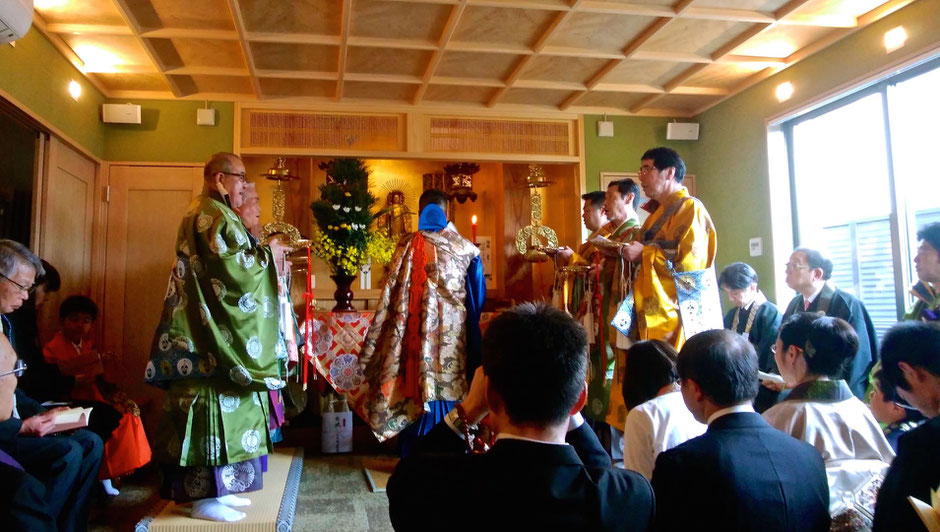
[518,55,610,84]
[436,51,522,80]
[682,62,764,90]
[639,18,754,57]
[259,78,335,98]
[424,85,496,104]
[351,0,452,42]
[501,88,575,108]
[60,34,155,72]
[250,42,339,72]
[34,0,125,26]
[347,47,432,77]
[165,38,247,69]
[453,6,557,48]
[547,12,658,54]
[96,72,170,92]
[602,60,691,87]
[238,0,340,35]
[576,91,651,110]
[127,0,234,31]
[344,81,416,102]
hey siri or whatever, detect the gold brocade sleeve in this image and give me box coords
[635,195,717,349]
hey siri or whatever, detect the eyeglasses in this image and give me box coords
[784,262,809,271]
[770,344,777,354]
[638,165,657,176]
[0,272,35,295]
[0,359,27,379]
[221,172,248,183]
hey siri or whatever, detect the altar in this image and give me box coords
[307,310,499,431]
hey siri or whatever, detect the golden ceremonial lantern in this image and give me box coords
[515,164,558,262]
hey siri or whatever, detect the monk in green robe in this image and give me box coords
[146,152,289,522]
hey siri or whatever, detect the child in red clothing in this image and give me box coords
[43,296,151,495]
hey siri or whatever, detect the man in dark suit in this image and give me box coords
[386,302,655,531]
[873,321,940,531]
[651,329,830,531]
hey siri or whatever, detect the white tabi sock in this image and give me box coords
[191,498,247,522]
[101,479,120,496]
[217,494,252,507]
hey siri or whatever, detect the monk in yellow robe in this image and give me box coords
[557,191,608,316]
[623,147,721,352]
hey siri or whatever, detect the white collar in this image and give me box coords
[706,403,754,425]
[804,283,825,306]
[495,433,568,446]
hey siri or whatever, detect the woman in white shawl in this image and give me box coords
[763,313,894,529]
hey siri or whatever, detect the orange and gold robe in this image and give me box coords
[634,187,719,351]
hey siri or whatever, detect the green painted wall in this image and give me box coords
[690,0,940,304]
[0,28,106,158]
[103,99,234,162]
[582,115,692,192]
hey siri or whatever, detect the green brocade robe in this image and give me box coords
[586,217,640,425]
[146,193,286,467]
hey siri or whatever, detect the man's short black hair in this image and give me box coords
[607,178,641,210]
[37,259,60,293]
[778,313,858,377]
[482,302,587,426]
[880,321,940,391]
[59,295,98,321]
[418,189,449,214]
[623,340,679,410]
[917,222,940,256]
[793,247,833,280]
[581,191,605,210]
[719,262,759,290]
[677,329,758,406]
[641,147,686,183]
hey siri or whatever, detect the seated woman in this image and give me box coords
[869,365,926,452]
[621,340,705,479]
[43,295,151,496]
[763,313,894,528]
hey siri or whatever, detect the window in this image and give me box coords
[782,57,940,338]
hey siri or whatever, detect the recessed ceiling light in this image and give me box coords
[73,44,123,73]
[884,26,907,53]
[776,81,794,102]
[68,80,81,101]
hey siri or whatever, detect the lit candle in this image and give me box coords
[471,215,478,244]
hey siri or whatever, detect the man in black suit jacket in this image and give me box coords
[386,302,655,531]
[873,322,940,531]
[651,329,830,532]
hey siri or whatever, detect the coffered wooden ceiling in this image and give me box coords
[31,0,913,116]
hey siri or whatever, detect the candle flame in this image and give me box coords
[471,215,478,224]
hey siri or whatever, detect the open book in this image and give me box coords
[53,406,93,432]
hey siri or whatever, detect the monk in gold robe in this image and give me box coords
[622,147,721,352]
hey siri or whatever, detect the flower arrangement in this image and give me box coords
[310,158,396,276]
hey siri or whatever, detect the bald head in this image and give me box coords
[203,152,248,209]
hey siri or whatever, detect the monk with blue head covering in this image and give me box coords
[358,189,485,454]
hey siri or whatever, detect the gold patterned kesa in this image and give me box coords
[356,227,480,441]
[633,187,717,351]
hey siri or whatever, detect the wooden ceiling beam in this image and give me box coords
[336,0,353,100]
[414,0,468,105]
[245,32,342,46]
[447,40,533,55]
[348,37,438,51]
[431,76,505,87]
[254,70,338,81]
[109,0,185,97]
[140,28,239,40]
[227,0,263,100]
[488,0,583,107]
[164,66,250,76]
[44,23,132,36]
[345,73,423,85]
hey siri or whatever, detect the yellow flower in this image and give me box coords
[344,192,351,197]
